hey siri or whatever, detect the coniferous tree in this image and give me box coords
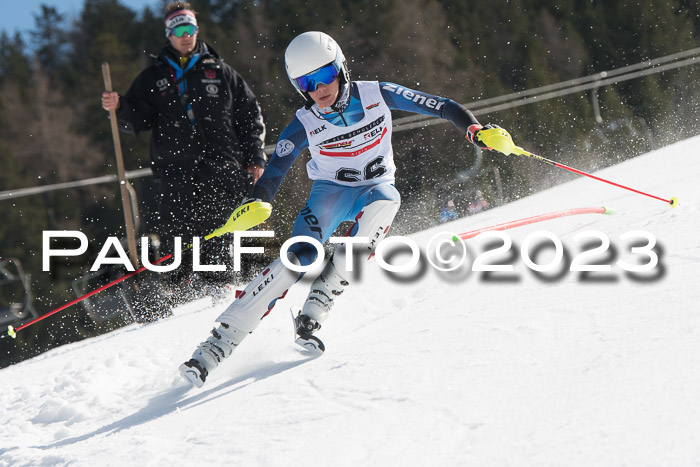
[30,6,68,78]
[2,0,700,366]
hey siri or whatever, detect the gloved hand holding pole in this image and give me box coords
[475,126,678,208]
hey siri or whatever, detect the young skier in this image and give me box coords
[180,31,509,387]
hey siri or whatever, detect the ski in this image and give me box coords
[290,307,325,355]
[179,359,208,388]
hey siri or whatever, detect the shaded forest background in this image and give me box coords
[1,0,699,366]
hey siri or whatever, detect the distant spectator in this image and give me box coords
[467,190,489,215]
[440,200,459,223]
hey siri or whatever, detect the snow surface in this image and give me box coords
[1,137,699,467]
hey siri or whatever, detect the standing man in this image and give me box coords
[101,2,266,295]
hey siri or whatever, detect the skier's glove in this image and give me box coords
[466,124,503,150]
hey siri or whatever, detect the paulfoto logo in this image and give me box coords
[41,229,663,280]
[423,230,663,279]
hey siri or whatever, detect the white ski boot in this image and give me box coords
[292,309,326,354]
[292,259,348,354]
[302,259,349,323]
[180,253,302,387]
[179,322,246,388]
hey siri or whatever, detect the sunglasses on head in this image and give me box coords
[171,24,198,38]
[295,63,339,92]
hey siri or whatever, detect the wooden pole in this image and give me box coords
[101,62,140,268]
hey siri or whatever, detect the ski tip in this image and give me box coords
[295,336,325,355]
[178,361,206,388]
[602,206,616,215]
[669,197,679,208]
[7,325,16,339]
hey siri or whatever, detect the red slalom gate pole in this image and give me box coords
[4,254,174,339]
[453,206,615,242]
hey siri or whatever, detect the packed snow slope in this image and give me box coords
[1,137,699,467]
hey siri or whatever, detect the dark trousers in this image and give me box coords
[156,163,251,285]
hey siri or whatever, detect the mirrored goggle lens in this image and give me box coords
[295,63,339,92]
[172,24,198,37]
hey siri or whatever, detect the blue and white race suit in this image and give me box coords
[251,80,480,266]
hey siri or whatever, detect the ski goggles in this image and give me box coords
[171,24,198,38]
[295,63,340,92]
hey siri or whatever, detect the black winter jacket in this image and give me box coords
[116,41,266,179]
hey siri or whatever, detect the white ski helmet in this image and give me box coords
[285,31,350,106]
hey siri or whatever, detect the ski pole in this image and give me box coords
[4,254,174,339]
[3,201,272,340]
[477,128,679,208]
[7,243,200,339]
